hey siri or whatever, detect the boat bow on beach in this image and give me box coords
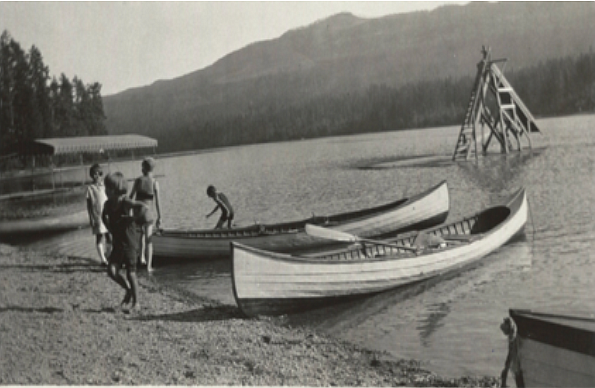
[509,309,595,387]
[0,135,159,239]
[232,187,527,317]
[0,210,89,237]
[154,180,450,259]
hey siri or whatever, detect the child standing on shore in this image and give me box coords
[86,164,110,265]
[102,172,148,312]
[129,157,162,272]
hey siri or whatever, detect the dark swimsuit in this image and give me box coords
[134,176,155,224]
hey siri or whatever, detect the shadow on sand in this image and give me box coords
[131,304,242,323]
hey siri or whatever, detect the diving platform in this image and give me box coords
[453,47,542,161]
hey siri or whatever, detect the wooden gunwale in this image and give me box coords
[157,182,442,239]
[511,309,595,357]
[509,309,595,387]
[256,189,523,263]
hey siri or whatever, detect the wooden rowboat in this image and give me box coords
[509,309,595,387]
[232,187,527,317]
[154,180,450,259]
[0,210,88,238]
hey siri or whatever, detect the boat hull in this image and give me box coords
[0,210,88,238]
[232,188,527,317]
[154,180,449,259]
[510,309,595,387]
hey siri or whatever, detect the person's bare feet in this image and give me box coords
[120,290,132,309]
[128,301,141,314]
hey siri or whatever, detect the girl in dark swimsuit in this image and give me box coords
[130,157,162,272]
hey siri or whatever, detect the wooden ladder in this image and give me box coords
[452,47,541,161]
[452,53,489,160]
[491,64,541,153]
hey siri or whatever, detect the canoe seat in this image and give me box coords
[443,234,482,242]
[413,232,447,250]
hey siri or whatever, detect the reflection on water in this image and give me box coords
[418,303,450,347]
[7,114,595,378]
[456,148,546,194]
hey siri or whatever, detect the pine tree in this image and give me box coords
[28,45,52,138]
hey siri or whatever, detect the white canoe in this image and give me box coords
[154,180,449,259]
[510,309,595,387]
[232,187,527,317]
[0,210,88,238]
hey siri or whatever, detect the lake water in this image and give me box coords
[15,114,595,379]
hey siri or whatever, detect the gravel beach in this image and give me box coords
[0,243,500,386]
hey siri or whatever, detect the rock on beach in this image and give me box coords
[0,243,499,386]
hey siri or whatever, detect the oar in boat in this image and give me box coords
[304,224,418,252]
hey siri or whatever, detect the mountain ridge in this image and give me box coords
[104,2,595,145]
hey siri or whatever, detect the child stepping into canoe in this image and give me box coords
[205,185,234,229]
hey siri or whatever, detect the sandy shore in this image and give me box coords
[0,243,499,386]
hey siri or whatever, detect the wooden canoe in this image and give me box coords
[0,210,88,238]
[509,309,595,387]
[232,187,527,317]
[154,180,450,259]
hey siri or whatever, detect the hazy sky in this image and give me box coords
[1,1,467,96]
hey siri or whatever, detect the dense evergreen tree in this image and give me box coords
[0,30,106,157]
[28,46,53,138]
[0,31,15,153]
[55,74,74,137]
[87,82,107,136]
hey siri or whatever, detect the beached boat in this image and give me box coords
[0,210,89,238]
[0,134,158,239]
[509,309,595,387]
[154,180,450,259]
[232,187,527,317]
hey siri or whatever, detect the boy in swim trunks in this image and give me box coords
[205,185,234,229]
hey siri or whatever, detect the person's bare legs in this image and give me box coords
[126,269,139,311]
[107,262,133,308]
[108,263,129,290]
[139,232,146,265]
[96,235,108,264]
[145,224,154,272]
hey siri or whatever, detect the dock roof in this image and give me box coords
[25,135,158,155]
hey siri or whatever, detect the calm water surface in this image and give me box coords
[19,114,595,378]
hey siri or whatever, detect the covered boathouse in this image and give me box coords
[1,134,158,197]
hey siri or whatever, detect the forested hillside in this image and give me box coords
[104,2,595,153]
[126,52,594,152]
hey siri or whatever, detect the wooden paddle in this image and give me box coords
[304,224,418,252]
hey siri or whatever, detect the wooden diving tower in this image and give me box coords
[452,46,541,161]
